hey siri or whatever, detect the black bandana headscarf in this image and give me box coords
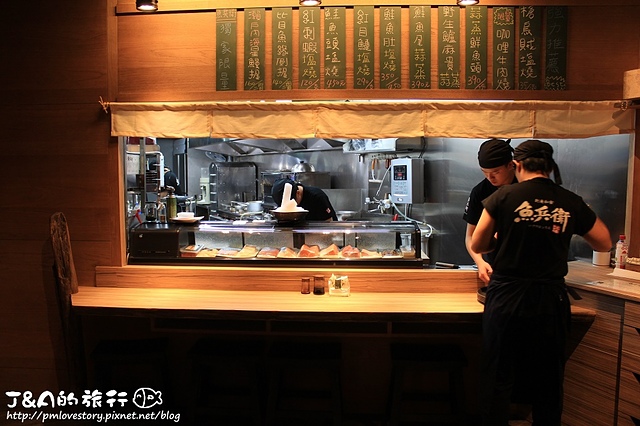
[513,139,563,185]
[477,138,513,169]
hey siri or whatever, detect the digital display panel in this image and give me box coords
[393,165,407,181]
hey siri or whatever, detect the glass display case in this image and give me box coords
[128,220,423,268]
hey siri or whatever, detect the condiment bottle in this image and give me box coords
[313,275,325,295]
[166,187,177,220]
[301,277,311,294]
[615,234,628,269]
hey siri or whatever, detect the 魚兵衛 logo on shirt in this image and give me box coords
[513,201,570,233]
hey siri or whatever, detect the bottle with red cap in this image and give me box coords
[615,234,628,269]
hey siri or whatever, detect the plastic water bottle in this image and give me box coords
[615,235,628,269]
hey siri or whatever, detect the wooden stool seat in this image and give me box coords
[388,343,467,426]
[266,341,342,426]
[188,338,266,426]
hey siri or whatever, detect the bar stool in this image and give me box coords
[266,340,343,426]
[388,343,467,426]
[188,337,265,426]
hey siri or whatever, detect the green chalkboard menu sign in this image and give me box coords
[544,6,567,90]
[379,6,402,89]
[324,7,346,89]
[438,6,460,89]
[216,9,237,91]
[272,8,293,90]
[465,6,487,89]
[354,6,374,89]
[518,6,542,90]
[409,5,431,89]
[299,7,321,89]
[493,7,515,90]
[244,8,265,90]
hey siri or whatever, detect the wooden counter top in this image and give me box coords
[72,287,484,321]
[566,261,640,303]
[71,285,595,325]
[68,261,624,323]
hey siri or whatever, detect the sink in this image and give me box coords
[358,212,394,222]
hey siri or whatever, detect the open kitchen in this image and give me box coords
[3,1,640,425]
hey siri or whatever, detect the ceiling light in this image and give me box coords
[300,0,321,6]
[457,0,479,5]
[136,0,158,12]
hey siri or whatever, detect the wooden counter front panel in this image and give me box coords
[618,301,640,426]
[625,300,640,328]
[94,265,481,293]
[563,289,624,426]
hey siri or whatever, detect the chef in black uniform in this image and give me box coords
[471,139,612,425]
[272,178,338,221]
[463,138,517,283]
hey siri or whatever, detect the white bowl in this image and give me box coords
[177,212,195,218]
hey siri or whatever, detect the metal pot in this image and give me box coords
[291,161,315,173]
[246,200,264,212]
[336,210,359,221]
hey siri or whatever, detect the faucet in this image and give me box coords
[365,197,392,214]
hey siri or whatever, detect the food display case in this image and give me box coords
[129,221,423,268]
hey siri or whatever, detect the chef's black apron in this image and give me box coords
[480,274,571,426]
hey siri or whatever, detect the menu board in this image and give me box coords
[493,7,515,90]
[210,6,568,93]
[379,6,402,89]
[244,8,265,90]
[544,6,568,90]
[216,9,237,91]
[518,6,542,90]
[354,6,374,89]
[409,6,431,89]
[324,7,346,89]
[465,6,487,89]
[438,6,460,89]
[272,8,293,90]
[299,8,321,89]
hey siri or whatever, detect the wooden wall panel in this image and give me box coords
[117,13,217,100]
[0,0,113,394]
[0,3,108,106]
[115,5,640,102]
[566,7,640,91]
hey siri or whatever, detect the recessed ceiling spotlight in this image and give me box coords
[136,0,158,12]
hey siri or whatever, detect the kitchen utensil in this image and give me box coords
[271,209,308,222]
[291,161,315,173]
[246,200,264,212]
[336,210,359,221]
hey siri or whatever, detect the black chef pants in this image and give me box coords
[480,275,571,426]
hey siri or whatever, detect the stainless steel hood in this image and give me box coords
[189,137,346,157]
